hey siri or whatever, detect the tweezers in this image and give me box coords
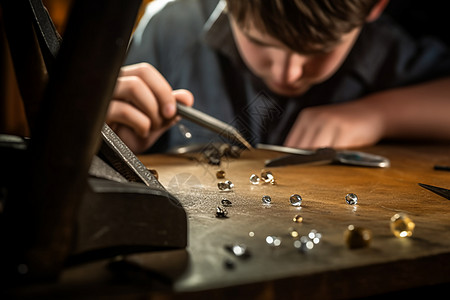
[176,103,252,150]
[418,183,450,200]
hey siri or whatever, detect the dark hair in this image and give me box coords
[226,0,380,53]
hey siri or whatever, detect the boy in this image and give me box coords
[107,0,450,154]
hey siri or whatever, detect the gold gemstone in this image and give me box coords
[292,215,303,223]
[344,225,372,249]
[390,213,415,238]
[216,170,226,179]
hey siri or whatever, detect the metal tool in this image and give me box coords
[176,103,252,150]
[419,183,450,200]
[257,144,390,168]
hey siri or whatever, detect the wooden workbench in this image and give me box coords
[9,143,450,299]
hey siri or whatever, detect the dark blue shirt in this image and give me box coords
[125,0,450,153]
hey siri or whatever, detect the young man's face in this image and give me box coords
[229,17,361,97]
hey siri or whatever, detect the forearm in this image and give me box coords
[368,77,450,141]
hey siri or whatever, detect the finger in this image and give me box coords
[114,76,163,129]
[172,89,194,107]
[120,63,176,119]
[107,100,150,138]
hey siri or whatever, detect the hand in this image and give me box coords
[284,101,385,149]
[106,63,194,153]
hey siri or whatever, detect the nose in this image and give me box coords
[271,52,304,84]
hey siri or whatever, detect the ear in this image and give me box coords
[366,0,390,22]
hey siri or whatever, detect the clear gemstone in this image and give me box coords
[249,174,260,185]
[261,170,275,183]
[345,193,358,205]
[231,244,247,257]
[218,180,234,191]
[262,195,272,204]
[216,170,226,179]
[390,213,415,238]
[215,206,228,218]
[308,229,322,244]
[266,235,281,247]
[344,225,372,249]
[290,194,302,206]
[221,199,232,206]
[292,214,303,223]
[294,236,314,252]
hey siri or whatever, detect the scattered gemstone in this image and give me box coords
[248,231,255,237]
[290,194,302,206]
[294,236,314,252]
[249,174,260,185]
[265,235,282,247]
[308,229,322,244]
[218,180,234,191]
[262,195,272,204]
[289,227,299,238]
[390,213,415,238]
[344,225,372,249]
[216,170,226,179]
[345,193,358,205]
[231,244,247,257]
[261,170,275,183]
[215,206,228,218]
[221,199,232,207]
[292,215,303,223]
[178,124,192,139]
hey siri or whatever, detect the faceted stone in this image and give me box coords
[249,174,260,185]
[308,229,322,244]
[216,170,226,179]
[265,235,282,247]
[215,206,228,218]
[345,193,358,205]
[344,225,372,249]
[218,180,234,191]
[290,194,302,206]
[261,170,275,183]
[292,215,303,223]
[289,227,299,238]
[231,244,247,257]
[221,199,232,207]
[390,213,415,238]
[262,195,272,204]
[294,236,314,252]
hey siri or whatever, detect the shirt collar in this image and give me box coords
[202,0,243,67]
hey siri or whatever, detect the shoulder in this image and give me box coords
[350,15,450,88]
[126,0,219,66]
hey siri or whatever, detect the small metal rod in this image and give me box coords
[176,103,252,150]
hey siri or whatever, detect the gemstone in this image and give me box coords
[249,174,260,185]
[261,170,275,183]
[390,213,415,238]
[308,229,322,244]
[294,236,314,252]
[218,180,234,191]
[231,244,247,257]
[248,231,255,237]
[345,193,358,205]
[289,227,299,238]
[292,215,303,223]
[216,170,226,179]
[215,206,228,218]
[221,199,232,207]
[344,225,372,249]
[265,235,282,247]
[262,195,272,204]
[290,194,302,206]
